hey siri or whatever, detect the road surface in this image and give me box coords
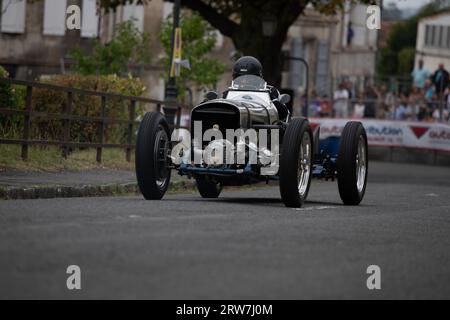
[1,161,450,299]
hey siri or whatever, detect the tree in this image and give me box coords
[70,20,151,76]
[377,2,440,76]
[100,0,371,87]
[159,11,226,100]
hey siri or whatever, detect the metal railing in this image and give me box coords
[0,78,183,162]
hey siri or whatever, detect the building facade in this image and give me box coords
[281,2,379,114]
[0,0,233,103]
[1,0,378,108]
[0,0,99,79]
[415,11,450,73]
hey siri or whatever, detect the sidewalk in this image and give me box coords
[0,169,194,200]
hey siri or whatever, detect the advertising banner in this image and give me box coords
[310,118,450,152]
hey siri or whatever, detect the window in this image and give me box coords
[423,23,450,48]
[438,26,444,47]
[443,26,449,48]
[425,25,432,46]
[1,0,27,33]
[81,0,99,38]
[431,25,437,46]
[43,0,67,36]
[447,26,450,48]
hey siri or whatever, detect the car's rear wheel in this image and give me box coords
[337,121,368,205]
[279,118,313,208]
[195,177,222,198]
[135,112,171,200]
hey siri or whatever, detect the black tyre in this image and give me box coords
[195,177,222,198]
[135,112,171,200]
[279,118,313,208]
[337,121,368,205]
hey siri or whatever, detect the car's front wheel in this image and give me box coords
[279,118,313,208]
[135,112,171,200]
[337,121,368,205]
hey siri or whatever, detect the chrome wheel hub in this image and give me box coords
[297,133,311,197]
[356,136,366,193]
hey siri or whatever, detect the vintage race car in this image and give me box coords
[135,75,368,208]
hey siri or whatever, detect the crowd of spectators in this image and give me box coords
[308,60,450,123]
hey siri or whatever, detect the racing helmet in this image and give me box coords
[232,56,263,79]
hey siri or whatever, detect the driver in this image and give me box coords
[223,56,290,121]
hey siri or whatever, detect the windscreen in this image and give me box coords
[230,75,267,91]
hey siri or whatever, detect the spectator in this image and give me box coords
[424,78,435,101]
[409,86,424,119]
[352,95,365,119]
[363,85,378,118]
[345,80,354,100]
[319,95,332,117]
[416,102,428,121]
[377,84,389,118]
[383,87,397,118]
[347,22,354,47]
[411,60,429,91]
[394,97,413,120]
[309,90,321,117]
[333,83,349,118]
[432,63,450,97]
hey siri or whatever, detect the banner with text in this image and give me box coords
[310,118,450,152]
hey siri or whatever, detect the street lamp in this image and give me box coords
[164,0,181,129]
[261,14,277,37]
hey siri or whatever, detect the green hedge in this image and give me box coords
[31,74,146,145]
[0,66,26,138]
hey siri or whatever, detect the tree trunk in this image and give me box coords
[229,2,305,88]
[232,32,285,87]
[168,0,307,87]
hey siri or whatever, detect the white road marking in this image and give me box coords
[425,193,439,197]
[294,206,338,211]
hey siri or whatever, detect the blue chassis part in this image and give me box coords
[178,136,341,178]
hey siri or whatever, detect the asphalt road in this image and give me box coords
[1,161,450,299]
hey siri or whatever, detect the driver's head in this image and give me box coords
[232,56,263,79]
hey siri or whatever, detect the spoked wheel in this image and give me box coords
[195,177,222,198]
[279,118,313,208]
[135,112,171,200]
[337,121,368,205]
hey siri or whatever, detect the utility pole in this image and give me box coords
[164,0,181,128]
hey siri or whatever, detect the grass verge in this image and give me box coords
[0,144,134,172]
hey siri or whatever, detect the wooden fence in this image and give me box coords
[0,78,183,162]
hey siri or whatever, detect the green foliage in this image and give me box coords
[0,66,14,108]
[70,21,151,76]
[398,47,416,76]
[30,74,146,144]
[0,66,26,138]
[159,11,226,99]
[377,48,397,76]
[377,2,440,76]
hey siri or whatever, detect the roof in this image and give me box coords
[418,9,450,23]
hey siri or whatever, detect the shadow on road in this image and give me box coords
[152,196,345,209]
